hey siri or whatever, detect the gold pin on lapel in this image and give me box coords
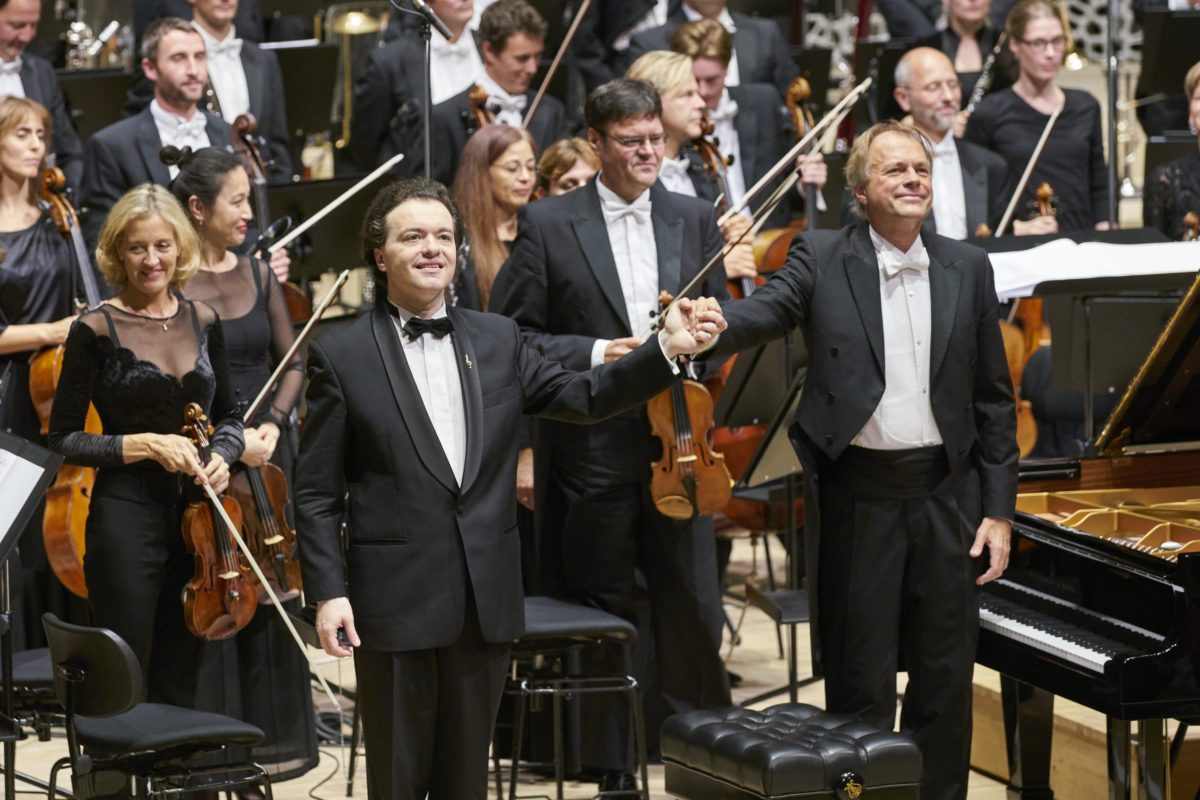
[465,354,473,369]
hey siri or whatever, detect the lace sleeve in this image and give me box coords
[47,321,125,467]
[258,259,303,426]
[206,317,245,466]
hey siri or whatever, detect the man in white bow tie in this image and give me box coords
[698,119,1019,800]
[80,17,233,248]
[491,78,732,799]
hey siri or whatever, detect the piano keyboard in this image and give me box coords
[979,580,1165,674]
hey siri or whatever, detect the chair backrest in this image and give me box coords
[42,613,143,718]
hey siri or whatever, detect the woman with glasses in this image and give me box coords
[963,0,1108,232]
[450,124,536,312]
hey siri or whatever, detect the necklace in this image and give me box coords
[113,300,177,330]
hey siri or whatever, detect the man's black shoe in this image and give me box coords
[598,769,641,798]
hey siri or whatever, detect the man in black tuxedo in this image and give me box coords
[296,177,725,800]
[490,78,732,796]
[626,0,797,100]
[570,0,657,91]
[0,0,83,188]
[81,18,232,248]
[704,120,1018,800]
[400,0,565,185]
[133,0,262,49]
[351,0,481,171]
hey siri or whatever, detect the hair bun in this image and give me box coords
[158,145,195,168]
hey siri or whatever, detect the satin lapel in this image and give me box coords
[370,307,459,493]
[842,227,885,376]
[733,92,758,178]
[447,307,483,496]
[651,188,683,296]
[572,185,632,334]
[928,248,962,381]
[241,49,264,120]
[137,113,172,186]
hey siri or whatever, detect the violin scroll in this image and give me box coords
[1183,211,1199,242]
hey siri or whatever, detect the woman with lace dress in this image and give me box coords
[48,183,243,708]
[166,145,317,781]
[1144,61,1200,241]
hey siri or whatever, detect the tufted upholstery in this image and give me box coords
[661,704,922,799]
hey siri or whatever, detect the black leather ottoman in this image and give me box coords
[661,704,922,799]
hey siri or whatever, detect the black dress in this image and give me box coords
[1144,149,1200,241]
[48,298,243,708]
[183,256,316,781]
[964,87,1108,232]
[0,216,83,649]
[911,25,1014,108]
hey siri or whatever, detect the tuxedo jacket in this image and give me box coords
[571,0,658,90]
[350,30,432,170]
[711,221,1018,520]
[20,54,84,190]
[399,84,567,185]
[490,177,728,474]
[133,0,263,49]
[123,42,292,181]
[627,10,796,99]
[80,107,232,248]
[293,304,677,651]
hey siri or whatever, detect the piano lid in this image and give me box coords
[1096,268,1200,455]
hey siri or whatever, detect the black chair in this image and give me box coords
[501,596,650,800]
[41,613,272,799]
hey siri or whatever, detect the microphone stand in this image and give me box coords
[391,0,454,180]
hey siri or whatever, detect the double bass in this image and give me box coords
[30,168,103,598]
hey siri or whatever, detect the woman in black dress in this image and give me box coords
[1144,61,1200,240]
[48,183,243,707]
[963,0,1108,232]
[167,145,317,781]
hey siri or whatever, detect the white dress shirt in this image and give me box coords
[150,100,212,178]
[708,89,750,218]
[477,72,526,128]
[851,227,943,450]
[682,4,740,85]
[194,24,250,121]
[388,300,467,485]
[929,132,968,240]
[430,34,483,105]
[592,178,661,365]
[658,155,696,197]
[0,57,25,99]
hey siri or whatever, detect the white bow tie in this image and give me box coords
[174,115,208,141]
[209,37,242,59]
[431,36,473,59]
[708,96,739,125]
[658,156,691,183]
[0,57,21,75]
[486,90,527,116]
[601,194,652,226]
[879,248,930,279]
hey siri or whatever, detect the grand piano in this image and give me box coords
[975,268,1200,799]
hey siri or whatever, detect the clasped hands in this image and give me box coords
[660,296,728,360]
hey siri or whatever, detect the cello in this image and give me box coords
[30,167,103,599]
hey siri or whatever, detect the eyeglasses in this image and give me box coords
[603,132,669,150]
[1018,36,1066,52]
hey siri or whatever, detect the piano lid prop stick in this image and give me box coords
[267,153,406,254]
[995,106,1061,237]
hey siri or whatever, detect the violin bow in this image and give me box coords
[522,0,592,128]
[995,105,1061,237]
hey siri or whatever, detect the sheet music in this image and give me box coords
[989,239,1200,300]
[0,448,45,539]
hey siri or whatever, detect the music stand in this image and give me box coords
[269,43,339,165]
[1144,135,1197,181]
[55,67,132,141]
[1136,11,1200,110]
[0,432,63,800]
[259,0,331,16]
[713,333,807,429]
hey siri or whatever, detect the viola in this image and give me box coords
[226,462,301,603]
[180,402,257,639]
[30,167,104,599]
[466,84,494,135]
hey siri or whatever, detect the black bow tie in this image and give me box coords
[402,315,454,340]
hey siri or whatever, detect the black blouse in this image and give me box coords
[1143,150,1200,241]
[48,298,243,470]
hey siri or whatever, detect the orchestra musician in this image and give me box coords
[535,136,600,197]
[908,0,1013,108]
[167,145,317,778]
[399,0,565,186]
[700,120,1018,800]
[351,0,481,172]
[963,0,1109,232]
[134,0,264,51]
[1143,60,1200,240]
[48,183,243,710]
[295,176,726,800]
[81,17,233,248]
[0,97,83,649]
[489,78,732,796]
[0,0,84,189]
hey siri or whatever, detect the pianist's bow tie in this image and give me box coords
[601,193,652,226]
[402,315,454,340]
[0,57,21,75]
[208,37,242,59]
[879,248,930,279]
[487,91,527,116]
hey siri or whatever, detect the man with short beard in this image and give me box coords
[81,17,232,248]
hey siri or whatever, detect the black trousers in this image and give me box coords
[354,600,511,800]
[818,446,980,800]
[551,465,730,771]
[83,468,201,708]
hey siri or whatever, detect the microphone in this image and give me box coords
[411,0,454,40]
[253,215,294,256]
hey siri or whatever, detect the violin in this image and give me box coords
[30,167,104,599]
[1183,211,1199,242]
[466,84,494,135]
[180,402,258,639]
[231,113,312,324]
[226,462,301,603]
